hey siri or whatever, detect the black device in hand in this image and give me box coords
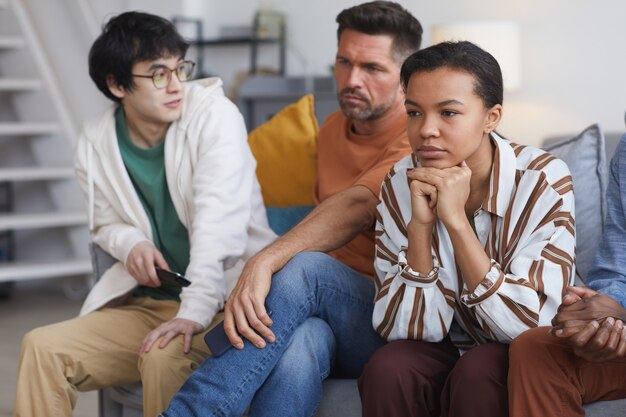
[204,320,232,357]
[155,267,191,287]
[205,310,273,357]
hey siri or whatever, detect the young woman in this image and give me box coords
[358,41,576,417]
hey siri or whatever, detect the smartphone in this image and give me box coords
[205,311,272,357]
[155,267,191,287]
[204,320,232,357]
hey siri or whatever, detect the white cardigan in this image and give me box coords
[74,78,276,328]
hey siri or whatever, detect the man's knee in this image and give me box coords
[280,252,330,279]
[139,340,192,379]
[509,326,554,364]
[276,317,336,380]
[272,252,331,293]
[21,325,57,357]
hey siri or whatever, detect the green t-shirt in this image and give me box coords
[115,107,190,300]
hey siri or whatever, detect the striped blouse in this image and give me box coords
[373,133,576,348]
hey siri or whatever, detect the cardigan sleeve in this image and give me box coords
[74,134,151,264]
[175,96,256,327]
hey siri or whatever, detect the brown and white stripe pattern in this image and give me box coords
[372,133,576,346]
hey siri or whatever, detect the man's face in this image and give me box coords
[109,56,185,129]
[334,29,403,121]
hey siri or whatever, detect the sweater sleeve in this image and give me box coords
[372,163,456,342]
[74,134,150,264]
[175,97,256,327]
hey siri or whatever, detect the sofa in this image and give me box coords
[97,91,626,417]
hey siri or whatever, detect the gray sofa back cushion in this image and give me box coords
[543,124,607,280]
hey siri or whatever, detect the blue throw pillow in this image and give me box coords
[265,205,315,236]
[543,124,607,281]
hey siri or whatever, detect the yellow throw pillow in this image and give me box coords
[248,94,318,207]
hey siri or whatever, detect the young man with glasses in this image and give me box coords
[13,11,275,417]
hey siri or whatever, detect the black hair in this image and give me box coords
[336,1,423,63]
[88,11,189,102]
[400,41,503,108]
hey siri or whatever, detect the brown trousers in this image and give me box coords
[358,339,509,417]
[13,297,221,417]
[508,326,626,417]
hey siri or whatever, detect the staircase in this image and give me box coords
[0,0,91,289]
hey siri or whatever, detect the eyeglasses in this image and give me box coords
[132,60,196,89]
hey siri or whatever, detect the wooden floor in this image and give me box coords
[0,279,98,417]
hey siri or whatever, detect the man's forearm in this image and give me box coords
[256,185,378,273]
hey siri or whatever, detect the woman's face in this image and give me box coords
[404,67,501,169]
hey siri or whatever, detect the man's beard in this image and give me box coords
[337,88,394,121]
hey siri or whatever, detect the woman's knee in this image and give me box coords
[442,343,508,417]
[360,341,430,389]
[450,343,508,385]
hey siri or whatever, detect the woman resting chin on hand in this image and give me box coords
[358,41,576,417]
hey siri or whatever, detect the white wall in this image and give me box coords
[25,0,626,147]
[174,0,626,146]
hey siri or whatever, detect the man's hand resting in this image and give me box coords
[223,256,276,350]
[550,286,626,361]
[141,318,203,354]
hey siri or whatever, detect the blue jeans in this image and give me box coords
[163,252,386,417]
[249,317,335,417]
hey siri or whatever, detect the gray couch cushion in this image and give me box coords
[318,379,362,416]
[543,124,607,280]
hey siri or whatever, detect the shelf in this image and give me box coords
[0,122,59,136]
[0,78,42,91]
[0,166,74,182]
[0,211,87,231]
[173,12,286,76]
[0,36,24,50]
[0,258,92,282]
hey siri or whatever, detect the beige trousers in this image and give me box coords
[13,296,220,417]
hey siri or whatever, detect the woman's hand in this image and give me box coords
[126,241,169,287]
[407,172,438,226]
[409,162,472,229]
